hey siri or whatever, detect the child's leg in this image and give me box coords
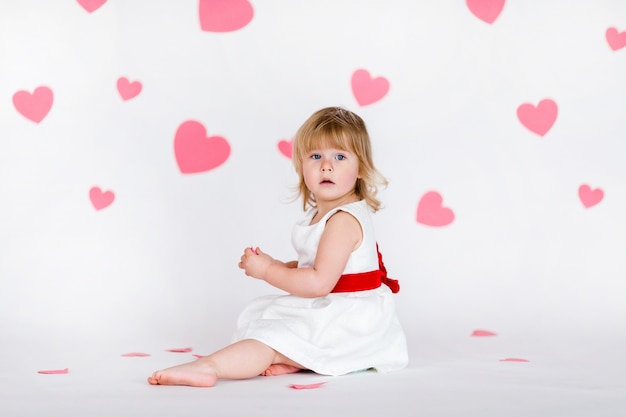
[147,339,300,387]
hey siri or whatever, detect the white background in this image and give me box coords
[1,1,625,415]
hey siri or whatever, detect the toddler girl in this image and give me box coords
[148,106,408,387]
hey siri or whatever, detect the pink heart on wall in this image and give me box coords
[578,184,603,208]
[516,99,558,136]
[466,0,505,24]
[277,139,293,159]
[12,86,54,123]
[90,186,115,210]
[351,69,390,106]
[606,27,626,51]
[76,0,107,13]
[174,120,231,174]
[199,0,254,32]
[117,77,142,100]
[416,191,455,227]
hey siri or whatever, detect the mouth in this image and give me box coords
[320,179,334,185]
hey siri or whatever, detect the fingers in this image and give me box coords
[239,247,261,270]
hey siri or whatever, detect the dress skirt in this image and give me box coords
[231,285,408,376]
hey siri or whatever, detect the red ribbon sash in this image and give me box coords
[330,244,400,294]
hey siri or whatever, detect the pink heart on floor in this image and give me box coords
[471,329,497,337]
[166,347,192,353]
[606,27,626,51]
[13,86,54,123]
[578,184,604,208]
[290,382,326,390]
[121,352,151,357]
[76,0,107,13]
[500,358,529,362]
[278,139,293,159]
[416,191,455,227]
[199,0,254,32]
[89,186,115,210]
[174,120,231,174]
[351,69,390,106]
[516,99,558,136]
[466,0,505,24]
[38,368,69,374]
[117,77,142,100]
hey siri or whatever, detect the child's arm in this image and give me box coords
[240,211,362,297]
[283,260,298,268]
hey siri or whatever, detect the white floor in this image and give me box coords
[1,328,624,417]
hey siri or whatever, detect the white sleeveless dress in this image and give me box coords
[232,200,408,375]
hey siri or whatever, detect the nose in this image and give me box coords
[321,159,333,172]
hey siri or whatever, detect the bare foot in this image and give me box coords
[147,361,218,387]
[261,364,302,376]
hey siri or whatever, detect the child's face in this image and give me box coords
[302,146,360,206]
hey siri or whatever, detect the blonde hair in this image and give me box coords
[292,107,388,212]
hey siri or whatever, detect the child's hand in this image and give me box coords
[239,247,273,280]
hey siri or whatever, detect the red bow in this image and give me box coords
[377,244,400,294]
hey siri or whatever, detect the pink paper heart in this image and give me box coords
[290,382,326,390]
[166,347,193,353]
[121,352,151,357]
[38,368,69,374]
[499,358,529,362]
[466,0,505,24]
[471,329,497,337]
[199,0,254,32]
[578,184,604,208]
[76,0,107,13]
[89,186,115,210]
[174,120,231,174]
[606,27,626,51]
[516,99,558,136]
[278,139,293,159]
[416,191,455,227]
[12,86,54,123]
[117,77,142,100]
[351,69,390,106]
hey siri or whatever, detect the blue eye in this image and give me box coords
[335,154,346,161]
[311,154,321,160]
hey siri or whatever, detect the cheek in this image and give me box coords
[337,169,359,187]
[302,167,316,187]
